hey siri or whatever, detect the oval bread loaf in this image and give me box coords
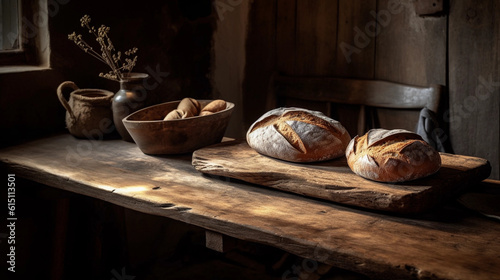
[177,98,201,117]
[200,99,227,116]
[163,109,185,121]
[345,128,441,182]
[246,107,351,162]
[164,98,227,120]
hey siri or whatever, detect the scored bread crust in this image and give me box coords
[246,107,351,162]
[345,128,441,182]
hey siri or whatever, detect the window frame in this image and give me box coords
[0,0,48,69]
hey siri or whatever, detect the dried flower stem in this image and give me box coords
[68,15,138,81]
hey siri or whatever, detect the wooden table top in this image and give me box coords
[1,134,499,280]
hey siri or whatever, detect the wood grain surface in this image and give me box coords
[193,140,491,214]
[449,0,500,179]
[1,134,499,280]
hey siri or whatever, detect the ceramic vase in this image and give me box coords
[112,73,149,142]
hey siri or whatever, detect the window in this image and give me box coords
[0,0,49,70]
[0,0,21,52]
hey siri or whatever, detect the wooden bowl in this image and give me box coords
[122,100,234,154]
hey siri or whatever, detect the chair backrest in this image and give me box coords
[273,74,443,136]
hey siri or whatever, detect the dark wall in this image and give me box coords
[0,0,215,147]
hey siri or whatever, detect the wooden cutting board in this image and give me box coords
[192,140,491,214]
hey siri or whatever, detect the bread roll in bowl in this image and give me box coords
[246,107,351,162]
[177,98,201,117]
[200,99,227,116]
[345,128,441,182]
[163,109,184,120]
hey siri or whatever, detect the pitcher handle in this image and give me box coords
[57,81,79,120]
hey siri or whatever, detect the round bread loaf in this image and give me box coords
[246,107,351,162]
[345,128,441,182]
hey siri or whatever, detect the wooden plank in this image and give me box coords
[51,198,69,280]
[243,0,277,129]
[276,0,338,115]
[333,0,376,135]
[277,0,377,77]
[273,74,442,135]
[205,230,236,253]
[295,0,338,76]
[335,0,377,78]
[448,0,500,180]
[193,140,490,214]
[1,135,500,279]
[276,0,296,75]
[413,0,445,16]
[375,0,447,86]
[374,0,447,134]
[274,75,442,111]
[293,0,378,135]
[205,230,224,252]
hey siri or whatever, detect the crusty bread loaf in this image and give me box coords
[246,107,351,162]
[200,99,227,116]
[345,128,441,182]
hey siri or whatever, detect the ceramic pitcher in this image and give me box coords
[57,81,114,139]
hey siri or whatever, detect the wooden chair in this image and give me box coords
[272,74,444,138]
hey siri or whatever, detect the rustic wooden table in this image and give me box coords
[1,134,499,280]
